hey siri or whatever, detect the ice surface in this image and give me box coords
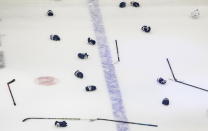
[0,0,208,131]
[0,51,5,68]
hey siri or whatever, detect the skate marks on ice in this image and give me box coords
[0,34,6,68]
[0,51,5,68]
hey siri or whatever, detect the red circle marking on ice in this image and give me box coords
[36,76,58,86]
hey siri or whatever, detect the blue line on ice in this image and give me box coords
[88,0,129,131]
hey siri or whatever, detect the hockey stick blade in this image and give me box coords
[22,118,32,122]
[166,58,177,81]
[7,79,15,85]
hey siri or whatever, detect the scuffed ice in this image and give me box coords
[0,51,5,68]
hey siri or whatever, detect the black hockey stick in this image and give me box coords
[115,40,120,62]
[166,58,208,92]
[7,79,16,106]
[166,58,177,81]
[22,117,158,127]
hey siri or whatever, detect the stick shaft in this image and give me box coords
[7,84,16,106]
[97,118,158,127]
[176,80,208,92]
[115,40,120,62]
[22,117,81,122]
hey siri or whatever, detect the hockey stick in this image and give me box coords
[22,117,158,127]
[166,58,208,92]
[115,40,120,62]
[7,79,16,106]
[166,58,177,81]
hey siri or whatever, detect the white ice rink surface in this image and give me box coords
[0,0,208,131]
